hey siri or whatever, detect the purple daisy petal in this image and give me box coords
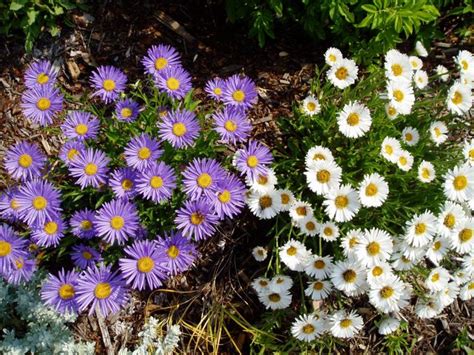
[41,268,79,314]
[0,187,21,222]
[61,111,100,141]
[59,140,86,166]
[90,65,127,104]
[31,215,67,247]
[109,167,138,200]
[222,74,257,109]
[70,208,97,240]
[24,59,59,89]
[21,85,63,126]
[69,148,110,189]
[234,140,273,180]
[115,98,140,122]
[71,244,102,269]
[155,65,192,100]
[158,109,200,149]
[182,158,226,200]
[174,199,219,241]
[213,106,252,144]
[142,44,181,76]
[136,162,177,203]
[95,199,140,245]
[205,77,225,101]
[75,264,129,316]
[155,231,197,275]
[0,224,28,274]
[124,133,163,172]
[4,141,46,181]
[3,254,36,285]
[209,172,246,219]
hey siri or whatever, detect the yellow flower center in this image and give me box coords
[367,242,380,256]
[257,175,268,185]
[316,169,331,183]
[84,163,98,176]
[415,223,426,235]
[81,220,92,230]
[405,133,413,142]
[347,113,360,126]
[138,147,151,160]
[172,122,187,137]
[32,196,47,210]
[335,67,348,80]
[75,124,88,136]
[268,293,281,302]
[433,241,442,251]
[469,149,474,159]
[259,280,268,287]
[150,176,163,189]
[224,120,237,132]
[0,241,12,257]
[259,195,272,209]
[335,195,349,209]
[121,178,133,191]
[431,273,440,282]
[468,282,474,290]
[365,183,378,196]
[343,269,356,283]
[452,91,463,105]
[306,221,316,231]
[391,64,403,76]
[197,173,212,188]
[302,324,315,334]
[166,77,180,91]
[36,98,51,111]
[110,216,125,230]
[213,87,222,96]
[167,245,180,259]
[190,212,204,225]
[296,206,307,216]
[82,251,92,260]
[422,168,431,179]
[58,284,75,300]
[154,57,168,70]
[399,156,407,166]
[102,79,116,91]
[313,153,325,161]
[443,214,455,228]
[18,154,33,168]
[313,282,324,291]
[137,256,155,273]
[384,145,394,155]
[459,228,473,243]
[387,106,397,116]
[306,102,317,112]
[340,319,352,328]
[314,260,325,269]
[453,175,467,190]
[286,246,297,256]
[44,221,58,235]
[349,237,358,248]
[281,193,290,204]
[218,190,231,203]
[434,127,441,137]
[247,155,259,168]
[393,89,404,102]
[329,54,336,62]
[121,107,133,118]
[461,60,469,71]
[37,73,49,84]
[372,266,383,277]
[380,286,394,299]
[232,90,245,102]
[10,199,19,210]
[67,148,79,161]
[324,227,333,236]
[94,282,112,299]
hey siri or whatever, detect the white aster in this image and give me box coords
[289,200,314,222]
[358,173,389,208]
[354,228,393,267]
[418,160,436,183]
[443,164,474,202]
[387,79,415,115]
[396,149,414,172]
[302,95,321,116]
[381,137,402,163]
[305,160,342,195]
[329,310,364,338]
[247,189,282,219]
[447,82,472,116]
[336,101,372,138]
[324,47,343,66]
[429,120,448,145]
[319,221,340,242]
[327,58,358,89]
[304,254,334,279]
[323,184,361,222]
[415,41,428,57]
[279,239,311,272]
[305,146,334,169]
[378,317,401,335]
[401,126,420,146]
[404,211,437,247]
[385,49,413,82]
[305,279,333,301]
[252,246,268,262]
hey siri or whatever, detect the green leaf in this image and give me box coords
[10,0,28,11]
[361,4,377,13]
[26,8,38,26]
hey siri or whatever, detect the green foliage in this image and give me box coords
[0,0,83,52]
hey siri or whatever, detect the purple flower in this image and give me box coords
[21,85,63,126]
[59,140,85,166]
[136,162,177,203]
[3,255,36,285]
[0,187,21,222]
[205,77,225,101]
[4,141,46,181]
[31,216,67,247]
[90,65,127,104]
[69,148,110,189]
[95,199,140,245]
[234,140,273,180]
[174,199,219,240]
[142,44,181,76]
[124,133,163,172]
[76,265,129,316]
[155,231,197,275]
[209,173,246,219]
[16,180,62,227]
[70,208,97,239]
[24,60,58,88]
[119,240,167,290]
[222,74,257,109]
[182,158,225,199]
[158,109,200,149]
[61,111,100,141]
[213,106,252,144]
[115,98,140,122]
[109,167,138,200]
[41,269,79,314]
[155,66,192,99]
[71,244,102,269]
[0,224,28,274]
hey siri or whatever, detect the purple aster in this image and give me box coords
[124,133,163,171]
[234,140,273,180]
[4,141,46,181]
[109,167,138,200]
[174,199,219,241]
[71,244,102,269]
[70,208,97,239]
[213,106,252,144]
[90,65,127,104]
[209,173,246,219]
[136,162,177,203]
[155,231,197,275]
[61,111,100,141]
[115,98,140,122]
[0,224,28,274]
[69,148,110,189]
[182,158,226,200]
[222,74,258,109]
[205,77,225,101]
[59,140,85,166]
[21,85,63,126]
[0,187,21,222]
[142,44,181,76]
[95,199,140,245]
[155,65,192,100]
[3,255,36,285]
[16,179,62,227]
[24,59,58,88]
[76,265,129,316]
[31,216,67,247]
[158,109,200,149]
[119,240,167,290]
[41,269,79,314]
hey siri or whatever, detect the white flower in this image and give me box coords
[415,41,428,57]
[291,313,325,342]
[434,282,459,308]
[305,160,342,195]
[247,189,282,219]
[443,164,474,202]
[252,246,268,262]
[358,173,389,208]
[404,211,437,247]
[302,95,321,116]
[426,237,449,265]
[400,242,427,263]
[461,253,474,276]
[435,64,449,82]
[415,297,443,318]
[453,269,470,285]
[329,310,364,338]
[385,103,399,120]
[456,50,474,75]
[305,279,333,300]
[277,189,295,212]
[391,252,414,271]
[354,228,393,267]
[463,139,474,166]
[279,239,311,271]
[289,200,314,222]
[331,260,366,296]
[387,79,415,115]
[401,127,420,146]
[381,137,402,163]
[319,221,340,242]
[323,184,361,222]
[245,168,277,193]
[378,317,401,335]
[258,289,292,310]
[409,56,423,70]
[368,274,410,313]
[418,160,436,183]
[366,262,394,287]
[447,82,472,115]
[304,254,334,279]
[324,47,343,66]
[270,275,293,292]
[341,229,364,257]
[460,280,474,300]
[251,277,271,294]
[429,121,448,145]
[298,216,320,237]
[414,70,428,89]
[336,101,372,138]
[327,58,358,89]
[305,146,334,168]
[385,49,413,82]
[450,218,474,254]
[425,267,450,292]
[396,150,414,172]
[438,201,467,237]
